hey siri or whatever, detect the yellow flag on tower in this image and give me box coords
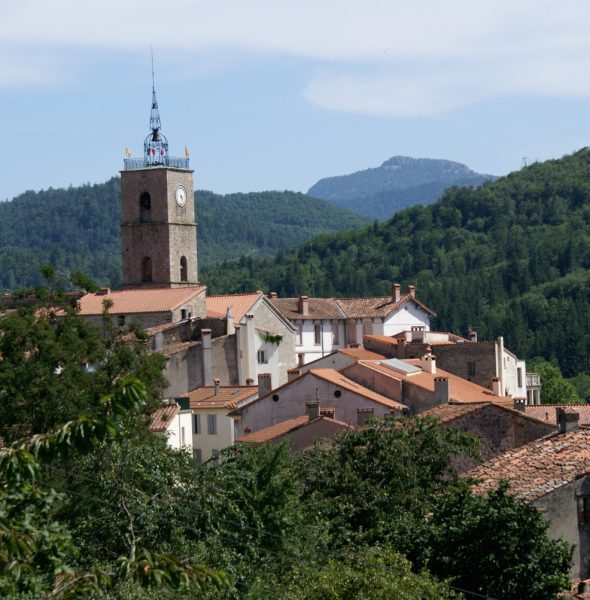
[185,145,190,158]
[125,145,132,158]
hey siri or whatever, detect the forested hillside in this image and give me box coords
[204,149,590,378]
[308,155,495,219]
[0,181,369,290]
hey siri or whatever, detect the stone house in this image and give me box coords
[469,409,590,580]
[269,282,436,365]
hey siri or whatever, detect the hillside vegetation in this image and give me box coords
[204,149,590,378]
[0,181,369,290]
[308,155,495,219]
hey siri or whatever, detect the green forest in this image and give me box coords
[0,182,368,291]
[203,149,590,379]
[0,292,572,598]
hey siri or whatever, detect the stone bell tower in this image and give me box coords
[120,75,198,289]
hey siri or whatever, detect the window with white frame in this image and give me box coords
[207,414,217,435]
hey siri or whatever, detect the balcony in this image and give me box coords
[123,156,189,171]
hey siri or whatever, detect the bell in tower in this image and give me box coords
[120,67,198,289]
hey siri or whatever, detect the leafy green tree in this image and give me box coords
[529,358,582,404]
[425,484,572,600]
[569,372,590,403]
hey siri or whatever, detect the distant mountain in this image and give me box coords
[0,181,369,291]
[308,156,496,220]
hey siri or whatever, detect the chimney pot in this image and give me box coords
[298,295,309,315]
[257,373,272,398]
[392,282,401,303]
[492,376,501,396]
[513,398,525,412]
[407,284,416,297]
[214,378,221,395]
[420,347,436,374]
[557,407,579,434]
[434,377,450,405]
[306,401,320,420]
[468,328,478,343]
[288,367,301,382]
[268,292,278,299]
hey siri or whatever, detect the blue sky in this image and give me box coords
[2,0,590,201]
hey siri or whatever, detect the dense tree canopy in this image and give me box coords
[204,149,590,378]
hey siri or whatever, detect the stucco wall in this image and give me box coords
[383,304,431,336]
[533,474,590,580]
[300,353,357,374]
[163,410,193,451]
[343,363,403,403]
[192,407,235,462]
[269,418,348,452]
[235,373,394,436]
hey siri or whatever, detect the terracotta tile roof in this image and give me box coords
[149,404,179,432]
[236,414,349,444]
[421,401,552,427]
[270,297,345,320]
[363,335,400,347]
[525,404,590,426]
[309,368,407,410]
[183,386,258,410]
[351,359,512,405]
[205,292,263,322]
[159,340,199,356]
[469,427,590,502]
[335,294,437,319]
[337,347,387,360]
[78,286,206,315]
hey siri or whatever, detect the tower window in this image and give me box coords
[141,257,153,282]
[139,192,151,222]
[180,256,188,282]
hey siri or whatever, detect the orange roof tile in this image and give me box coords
[335,294,437,319]
[524,404,590,426]
[270,297,345,319]
[237,414,349,444]
[469,427,590,502]
[309,369,407,410]
[352,359,511,405]
[78,286,206,316]
[363,335,400,347]
[149,404,179,432]
[337,347,387,360]
[205,292,263,323]
[183,386,258,410]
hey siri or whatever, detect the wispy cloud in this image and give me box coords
[3,0,590,116]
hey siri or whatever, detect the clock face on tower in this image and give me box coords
[175,185,187,207]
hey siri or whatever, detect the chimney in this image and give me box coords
[257,373,272,398]
[268,292,278,299]
[298,295,309,315]
[306,401,320,420]
[468,328,478,343]
[214,378,221,395]
[411,325,425,342]
[434,377,450,405]
[557,408,579,434]
[420,347,436,374]
[392,282,401,303]
[98,287,111,295]
[201,329,213,386]
[245,377,254,386]
[288,367,301,382]
[513,398,525,412]
[407,284,416,298]
[492,376,501,396]
[226,306,235,336]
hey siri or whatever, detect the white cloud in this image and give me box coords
[2,0,590,115]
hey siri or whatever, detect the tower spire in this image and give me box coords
[144,49,168,165]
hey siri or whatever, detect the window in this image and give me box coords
[517,367,523,388]
[207,414,217,435]
[180,256,188,282]
[357,408,374,426]
[140,192,151,222]
[141,256,153,282]
[117,315,126,327]
[468,361,476,377]
[194,414,201,434]
[181,309,187,320]
[314,324,321,345]
[332,323,339,345]
[257,350,267,364]
[193,448,202,464]
[578,496,590,525]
